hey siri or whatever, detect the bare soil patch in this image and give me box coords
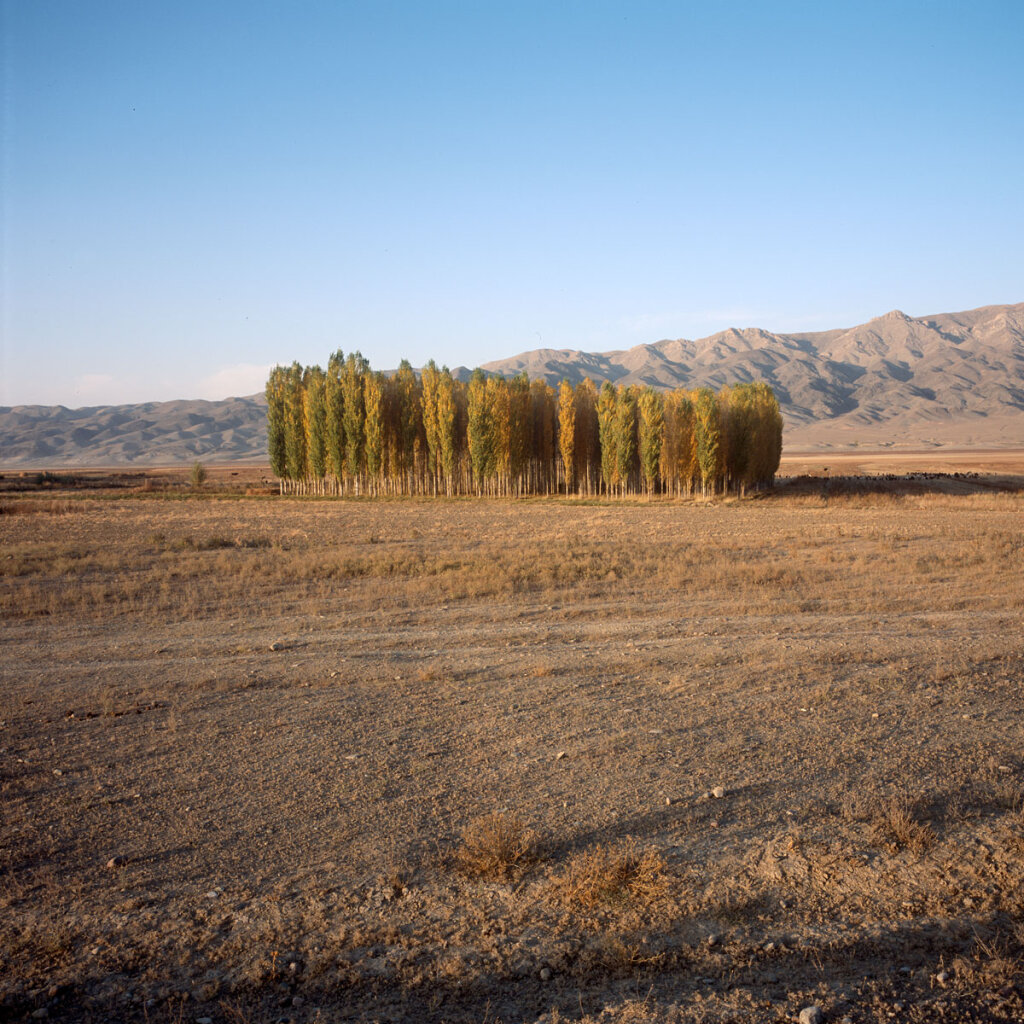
[2,486,1023,1023]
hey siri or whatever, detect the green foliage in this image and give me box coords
[694,387,720,495]
[637,387,664,494]
[265,366,288,480]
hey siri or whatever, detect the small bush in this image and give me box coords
[871,794,935,854]
[554,841,668,908]
[190,461,208,490]
[456,812,538,881]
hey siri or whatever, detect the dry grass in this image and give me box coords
[870,794,936,854]
[2,481,1023,1023]
[553,842,669,909]
[455,812,538,882]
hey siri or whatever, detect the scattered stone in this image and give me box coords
[798,1007,823,1024]
[539,966,552,982]
[106,855,128,869]
[711,785,726,799]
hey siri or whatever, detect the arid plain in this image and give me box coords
[2,457,1023,1023]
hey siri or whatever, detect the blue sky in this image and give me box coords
[2,0,1023,407]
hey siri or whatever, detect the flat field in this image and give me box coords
[2,472,1024,1023]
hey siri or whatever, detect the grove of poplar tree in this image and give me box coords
[265,353,783,497]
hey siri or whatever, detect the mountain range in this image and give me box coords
[2,302,1022,466]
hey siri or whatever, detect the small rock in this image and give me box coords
[106,855,128,869]
[706,934,720,947]
[204,890,220,899]
[270,642,283,651]
[52,769,63,777]
[539,966,552,981]
[935,970,949,985]
[899,965,912,974]
[555,751,567,761]
[292,995,305,1008]
[711,786,726,799]
[31,1010,49,1020]
[665,797,672,805]
[798,1006,823,1024]
[196,1018,213,1024]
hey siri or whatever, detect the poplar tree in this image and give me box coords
[341,352,368,491]
[284,361,308,484]
[558,379,576,494]
[363,371,385,494]
[694,387,720,496]
[304,365,328,485]
[508,373,531,495]
[325,351,346,489]
[597,381,618,494]
[436,368,459,496]
[467,370,493,495]
[394,360,420,493]
[637,386,664,496]
[574,378,600,496]
[487,375,511,495]
[265,366,288,484]
[420,360,442,494]
[266,355,782,499]
[530,379,556,495]
[615,386,638,496]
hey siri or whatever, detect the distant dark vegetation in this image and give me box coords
[266,353,783,497]
[774,472,1024,499]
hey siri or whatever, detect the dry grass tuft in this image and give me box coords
[455,812,538,882]
[0,499,77,515]
[553,841,669,908]
[871,794,936,854]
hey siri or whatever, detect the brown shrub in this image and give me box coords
[455,812,538,882]
[553,841,668,908]
[871,794,935,854]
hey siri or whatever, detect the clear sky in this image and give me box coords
[2,0,1023,407]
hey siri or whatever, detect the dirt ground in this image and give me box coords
[2,466,1024,1023]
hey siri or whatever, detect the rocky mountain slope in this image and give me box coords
[0,395,268,467]
[478,302,1024,447]
[2,303,1022,465]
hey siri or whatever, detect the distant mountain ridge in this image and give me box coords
[2,302,1022,466]
[473,302,1024,431]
